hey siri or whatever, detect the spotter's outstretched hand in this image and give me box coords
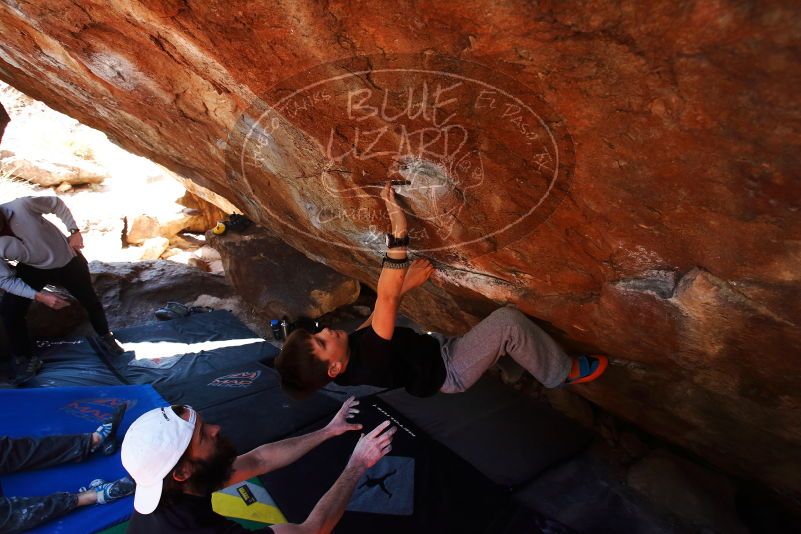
[349,420,397,470]
[325,396,363,436]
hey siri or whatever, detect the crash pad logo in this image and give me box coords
[209,370,262,388]
[61,398,133,423]
[236,485,257,506]
[347,455,414,516]
[226,53,574,259]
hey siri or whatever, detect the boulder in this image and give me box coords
[186,256,210,272]
[138,236,169,260]
[184,246,223,274]
[209,226,360,320]
[125,214,160,245]
[169,171,241,216]
[1,154,108,187]
[177,190,226,233]
[195,245,222,263]
[125,212,207,246]
[89,260,235,329]
[1,0,800,501]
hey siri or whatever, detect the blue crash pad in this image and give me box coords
[0,385,167,533]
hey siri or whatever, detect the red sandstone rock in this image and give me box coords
[177,190,225,233]
[0,0,799,500]
[0,153,108,186]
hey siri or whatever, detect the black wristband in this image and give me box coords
[382,256,410,269]
[382,255,408,264]
[386,233,410,248]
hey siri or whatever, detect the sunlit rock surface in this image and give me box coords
[0,1,799,497]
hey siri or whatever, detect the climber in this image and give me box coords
[0,195,126,386]
[275,183,608,400]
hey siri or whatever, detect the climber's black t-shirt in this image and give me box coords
[334,325,446,397]
[126,493,274,534]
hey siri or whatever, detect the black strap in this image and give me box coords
[383,255,409,264]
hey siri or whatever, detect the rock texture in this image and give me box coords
[1,152,108,186]
[0,1,799,500]
[209,226,360,320]
[89,260,233,329]
[177,190,226,233]
[124,209,208,245]
[124,191,222,246]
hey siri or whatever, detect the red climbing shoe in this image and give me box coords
[565,354,608,385]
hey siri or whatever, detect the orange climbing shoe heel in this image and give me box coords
[565,354,608,385]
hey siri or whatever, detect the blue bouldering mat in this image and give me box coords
[0,385,167,533]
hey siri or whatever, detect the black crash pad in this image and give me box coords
[30,339,124,387]
[379,375,592,488]
[30,311,277,388]
[260,397,573,534]
[106,310,277,386]
[155,362,341,452]
[514,448,678,534]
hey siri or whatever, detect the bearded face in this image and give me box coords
[162,432,238,499]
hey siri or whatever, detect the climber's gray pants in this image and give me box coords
[435,306,572,393]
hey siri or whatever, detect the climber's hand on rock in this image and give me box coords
[402,259,434,292]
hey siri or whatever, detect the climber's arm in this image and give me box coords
[370,184,408,340]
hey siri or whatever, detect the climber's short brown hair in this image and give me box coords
[275,329,331,400]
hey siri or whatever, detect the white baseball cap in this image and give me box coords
[121,405,197,514]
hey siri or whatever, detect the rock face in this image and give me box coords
[89,260,234,329]
[209,226,360,320]
[177,191,226,233]
[0,1,799,499]
[1,152,108,186]
[124,191,222,245]
[125,210,206,245]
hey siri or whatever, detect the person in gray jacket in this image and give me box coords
[0,195,124,385]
